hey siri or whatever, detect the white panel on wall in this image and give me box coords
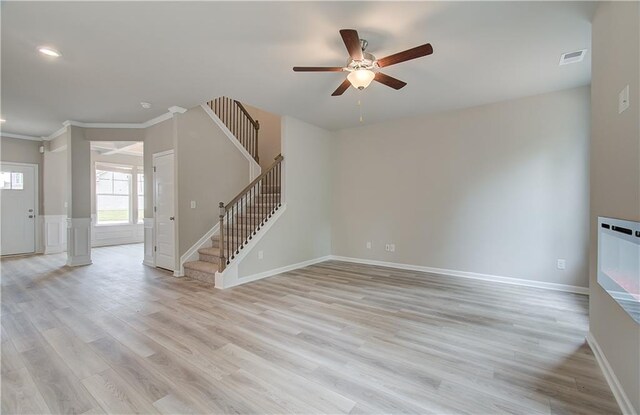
[143,217,155,266]
[66,218,91,266]
[43,215,67,254]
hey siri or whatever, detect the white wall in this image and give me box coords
[332,86,591,290]
[235,116,333,279]
[589,2,640,413]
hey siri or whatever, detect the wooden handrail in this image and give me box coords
[208,97,260,163]
[218,154,283,272]
[234,100,260,131]
[224,154,282,210]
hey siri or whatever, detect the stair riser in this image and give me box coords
[198,253,220,264]
[184,268,215,284]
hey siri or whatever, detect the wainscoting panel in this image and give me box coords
[143,218,155,266]
[43,215,67,254]
[66,218,92,266]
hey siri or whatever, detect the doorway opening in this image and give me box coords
[90,141,144,261]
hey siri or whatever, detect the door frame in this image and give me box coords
[0,161,40,255]
[152,149,176,271]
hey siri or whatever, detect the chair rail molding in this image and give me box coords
[66,217,92,266]
[43,214,67,254]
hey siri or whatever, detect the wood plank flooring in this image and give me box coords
[1,244,620,414]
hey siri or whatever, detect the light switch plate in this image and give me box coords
[389,244,396,252]
[190,200,196,209]
[366,241,371,249]
[619,85,630,114]
[258,250,264,260]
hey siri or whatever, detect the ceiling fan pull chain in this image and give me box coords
[358,90,364,123]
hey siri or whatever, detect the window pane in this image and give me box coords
[97,195,130,223]
[112,171,130,181]
[113,178,130,195]
[1,172,11,189]
[11,173,23,190]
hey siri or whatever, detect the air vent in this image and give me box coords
[559,49,587,65]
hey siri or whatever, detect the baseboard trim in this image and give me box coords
[225,254,332,289]
[586,332,636,415]
[328,256,589,295]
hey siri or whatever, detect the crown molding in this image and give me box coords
[7,105,188,142]
[168,106,187,114]
[44,124,69,140]
[1,132,43,141]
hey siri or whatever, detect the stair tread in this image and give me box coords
[198,247,220,256]
[184,260,218,274]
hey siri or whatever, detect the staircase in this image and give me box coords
[183,97,282,284]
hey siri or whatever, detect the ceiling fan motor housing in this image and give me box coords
[346,50,378,72]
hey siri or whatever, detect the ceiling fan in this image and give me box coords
[293,29,433,96]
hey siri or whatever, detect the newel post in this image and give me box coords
[255,120,260,164]
[218,202,226,272]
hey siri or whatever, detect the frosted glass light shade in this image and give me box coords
[347,69,375,90]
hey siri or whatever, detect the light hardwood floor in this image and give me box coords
[1,244,619,414]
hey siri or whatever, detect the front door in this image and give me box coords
[153,152,175,270]
[1,163,37,255]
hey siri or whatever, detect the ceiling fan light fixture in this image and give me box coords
[347,69,375,90]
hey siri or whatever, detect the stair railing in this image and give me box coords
[218,154,283,272]
[208,97,260,163]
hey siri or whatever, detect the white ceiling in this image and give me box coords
[1,1,596,137]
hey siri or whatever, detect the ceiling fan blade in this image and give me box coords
[340,29,364,61]
[376,43,433,68]
[331,79,352,96]
[293,66,344,72]
[374,72,407,90]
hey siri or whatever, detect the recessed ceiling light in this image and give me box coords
[140,102,152,109]
[0,119,5,123]
[38,46,62,58]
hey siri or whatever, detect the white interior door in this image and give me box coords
[1,163,37,255]
[153,152,175,270]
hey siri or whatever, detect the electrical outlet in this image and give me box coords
[258,250,264,260]
[557,259,566,270]
[366,241,371,249]
[190,200,196,209]
[389,244,395,252]
[385,244,390,252]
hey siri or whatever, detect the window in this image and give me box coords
[137,173,144,223]
[0,171,24,190]
[96,168,132,224]
[95,163,144,225]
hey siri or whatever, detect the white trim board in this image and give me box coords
[178,222,220,276]
[221,254,332,289]
[5,106,188,142]
[586,332,637,415]
[329,256,590,295]
[1,132,42,141]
